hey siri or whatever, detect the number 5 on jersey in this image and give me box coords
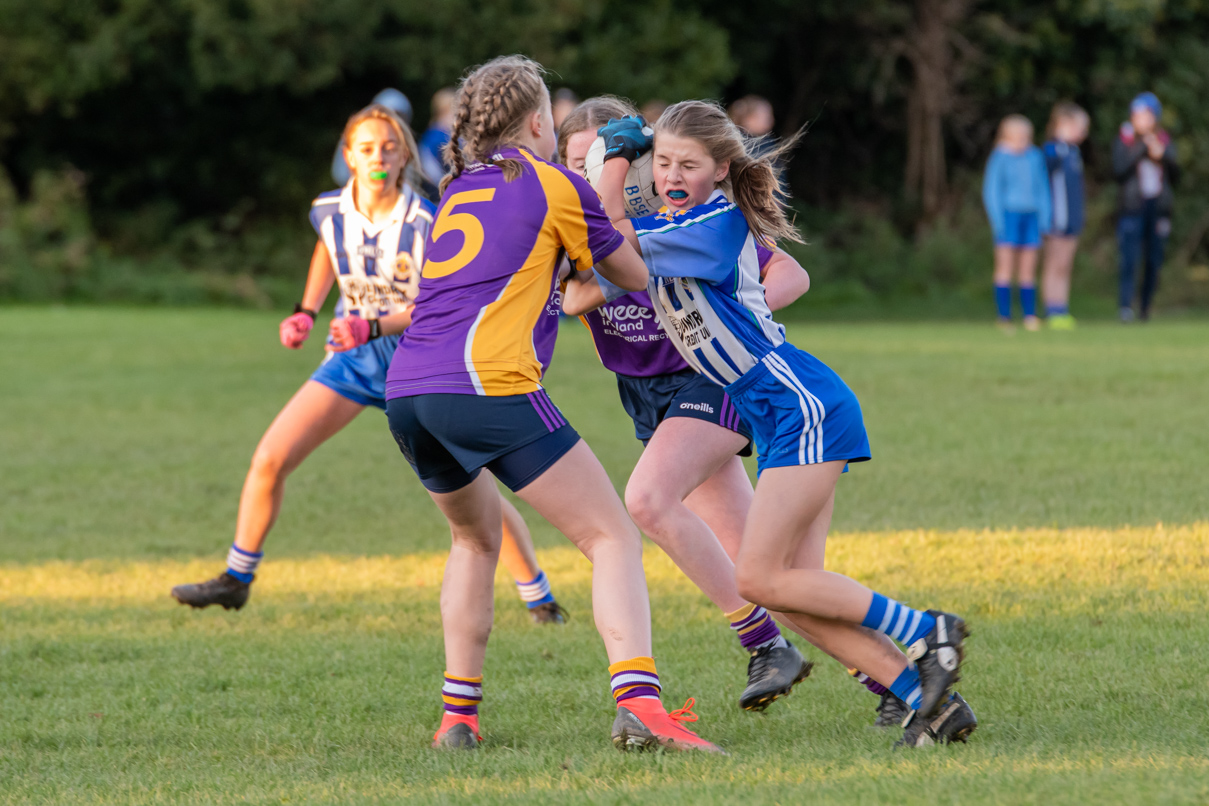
[422,189,496,278]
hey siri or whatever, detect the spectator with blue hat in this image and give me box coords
[1113,91,1179,322]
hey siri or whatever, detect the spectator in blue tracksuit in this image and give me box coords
[1114,92,1179,322]
[983,114,1051,331]
[1041,102,1090,330]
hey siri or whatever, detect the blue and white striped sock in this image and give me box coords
[226,544,262,583]
[516,570,555,609]
[862,593,936,648]
[890,664,923,711]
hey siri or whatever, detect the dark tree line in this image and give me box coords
[2,0,1207,305]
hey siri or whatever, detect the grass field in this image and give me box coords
[2,308,1208,804]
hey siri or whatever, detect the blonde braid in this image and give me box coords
[438,55,548,191]
[439,74,476,195]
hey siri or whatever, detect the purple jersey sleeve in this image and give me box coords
[550,165,625,270]
[756,241,775,274]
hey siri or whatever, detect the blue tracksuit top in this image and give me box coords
[982,146,1052,239]
[1043,140,1085,235]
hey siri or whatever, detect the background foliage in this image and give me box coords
[1,0,1207,312]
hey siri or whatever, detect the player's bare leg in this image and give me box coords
[426,470,504,749]
[498,493,568,623]
[626,417,811,709]
[171,381,362,610]
[234,381,364,554]
[516,438,721,752]
[736,462,966,717]
[517,441,651,662]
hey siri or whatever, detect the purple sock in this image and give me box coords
[849,668,889,696]
[727,603,784,652]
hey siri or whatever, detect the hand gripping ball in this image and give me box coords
[583,137,661,219]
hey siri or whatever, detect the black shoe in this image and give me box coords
[529,600,568,625]
[907,610,968,717]
[896,692,978,748]
[739,641,813,711]
[874,691,910,729]
[171,572,250,610]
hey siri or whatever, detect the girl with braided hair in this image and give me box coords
[383,57,721,753]
[170,104,567,625]
[592,101,976,747]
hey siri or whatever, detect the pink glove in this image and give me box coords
[328,315,371,353]
[279,312,314,349]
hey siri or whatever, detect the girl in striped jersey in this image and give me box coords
[171,104,566,626]
[559,97,817,712]
[592,102,975,744]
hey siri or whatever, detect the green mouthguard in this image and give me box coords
[369,170,389,180]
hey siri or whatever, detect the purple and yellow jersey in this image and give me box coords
[578,241,775,378]
[385,147,625,398]
[310,182,435,318]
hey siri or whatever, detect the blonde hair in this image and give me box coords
[341,103,421,190]
[556,95,639,165]
[1046,101,1089,139]
[996,114,1034,146]
[441,55,549,194]
[655,100,804,245]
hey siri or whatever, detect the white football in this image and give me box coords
[583,136,662,219]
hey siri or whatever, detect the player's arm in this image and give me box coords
[280,239,336,349]
[761,249,810,311]
[599,159,639,253]
[562,270,607,316]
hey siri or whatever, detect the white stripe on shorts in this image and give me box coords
[763,352,827,464]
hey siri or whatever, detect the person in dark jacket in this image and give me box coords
[1114,92,1179,322]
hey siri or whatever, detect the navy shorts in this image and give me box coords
[996,211,1042,248]
[725,343,871,476]
[310,337,398,409]
[616,368,753,457]
[385,390,580,493]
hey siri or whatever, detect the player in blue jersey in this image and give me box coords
[590,102,976,747]
[171,103,567,624]
[558,97,819,713]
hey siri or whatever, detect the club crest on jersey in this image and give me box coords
[394,252,414,280]
[655,207,688,223]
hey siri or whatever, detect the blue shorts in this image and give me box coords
[997,211,1042,248]
[310,337,398,409]
[616,369,753,456]
[724,343,871,475]
[385,390,580,493]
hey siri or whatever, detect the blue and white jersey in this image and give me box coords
[632,190,785,387]
[309,182,436,318]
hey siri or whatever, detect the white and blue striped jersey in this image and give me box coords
[632,190,785,387]
[309,182,435,318]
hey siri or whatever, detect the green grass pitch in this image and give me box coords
[2,308,1208,804]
